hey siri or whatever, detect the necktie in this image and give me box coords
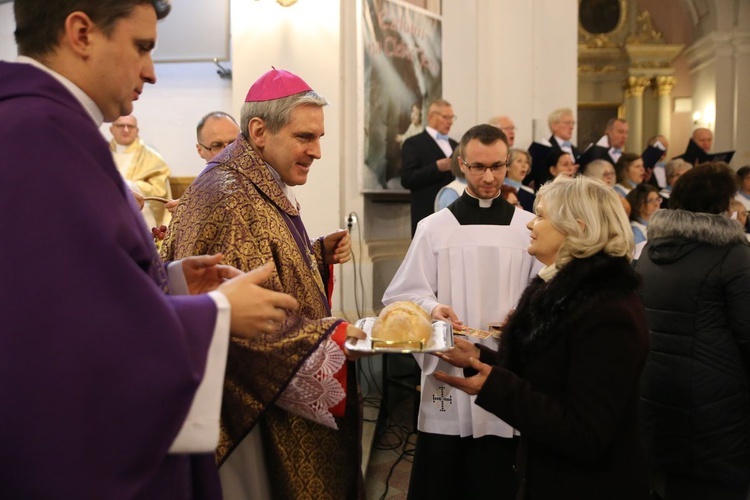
[562,141,572,148]
[436,133,450,141]
[613,148,622,155]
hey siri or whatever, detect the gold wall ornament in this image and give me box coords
[276,0,298,6]
[654,76,676,97]
[624,76,651,98]
[627,11,665,45]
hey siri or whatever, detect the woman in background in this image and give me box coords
[637,162,750,500]
[504,148,535,211]
[546,150,577,181]
[626,184,661,245]
[614,153,644,198]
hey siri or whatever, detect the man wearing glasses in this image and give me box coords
[195,111,240,163]
[159,112,240,219]
[109,113,171,228]
[401,98,458,235]
[385,124,541,499]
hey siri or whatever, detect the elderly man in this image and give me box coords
[162,68,366,500]
[528,108,581,187]
[488,115,516,147]
[402,98,458,235]
[692,127,713,153]
[385,124,541,500]
[548,108,580,163]
[0,1,299,497]
[109,113,171,228]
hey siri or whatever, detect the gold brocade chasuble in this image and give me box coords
[161,136,362,499]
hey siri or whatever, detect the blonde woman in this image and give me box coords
[435,176,650,500]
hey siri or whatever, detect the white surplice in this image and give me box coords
[383,205,542,438]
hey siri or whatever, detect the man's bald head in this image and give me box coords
[692,128,713,153]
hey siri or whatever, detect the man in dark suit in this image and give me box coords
[548,108,581,164]
[526,108,581,189]
[401,98,458,235]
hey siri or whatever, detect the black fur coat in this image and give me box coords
[474,253,650,500]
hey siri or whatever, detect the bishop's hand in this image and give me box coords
[323,229,351,265]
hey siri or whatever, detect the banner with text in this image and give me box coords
[362,0,442,191]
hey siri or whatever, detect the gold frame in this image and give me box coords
[578,0,629,47]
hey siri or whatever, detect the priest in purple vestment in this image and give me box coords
[0,1,299,498]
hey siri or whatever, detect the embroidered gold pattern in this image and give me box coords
[161,136,361,497]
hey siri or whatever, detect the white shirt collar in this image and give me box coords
[16,56,104,126]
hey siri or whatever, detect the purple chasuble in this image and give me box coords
[0,61,222,499]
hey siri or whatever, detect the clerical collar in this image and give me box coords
[461,189,501,208]
[264,162,297,206]
[16,56,104,126]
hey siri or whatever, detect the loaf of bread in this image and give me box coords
[372,301,432,347]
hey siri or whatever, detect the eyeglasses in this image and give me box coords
[460,157,509,174]
[501,126,516,132]
[198,140,235,153]
[113,124,137,130]
[434,112,457,122]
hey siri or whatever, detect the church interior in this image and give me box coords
[2,1,749,497]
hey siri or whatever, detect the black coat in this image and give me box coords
[401,130,456,235]
[474,254,650,500]
[636,209,750,484]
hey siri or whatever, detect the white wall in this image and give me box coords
[0,3,17,61]
[100,62,233,177]
[443,0,578,144]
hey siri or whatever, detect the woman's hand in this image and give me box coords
[433,337,480,368]
[433,357,492,396]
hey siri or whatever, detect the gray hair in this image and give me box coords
[535,175,634,267]
[664,158,691,186]
[240,91,328,139]
[583,159,614,181]
[547,108,574,130]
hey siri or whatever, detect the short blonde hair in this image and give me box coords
[535,175,634,266]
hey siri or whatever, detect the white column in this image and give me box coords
[624,76,650,153]
[654,76,676,139]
